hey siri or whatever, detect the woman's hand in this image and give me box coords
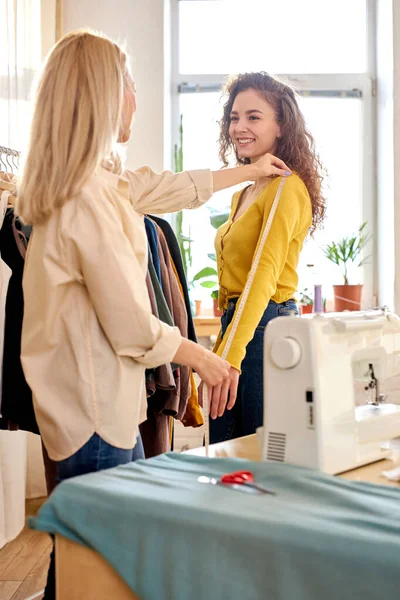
[194,348,230,388]
[198,366,240,419]
[212,154,290,193]
[173,338,230,387]
[249,153,291,180]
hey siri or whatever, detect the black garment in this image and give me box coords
[0,209,38,433]
[149,215,197,343]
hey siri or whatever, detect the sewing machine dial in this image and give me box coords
[270,337,302,369]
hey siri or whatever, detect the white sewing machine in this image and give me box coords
[261,309,400,474]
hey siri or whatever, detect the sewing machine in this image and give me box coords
[261,309,400,474]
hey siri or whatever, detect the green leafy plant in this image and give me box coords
[192,253,218,298]
[192,207,230,300]
[299,288,313,306]
[208,206,230,230]
[193,208,230,300]
[322,222,371,285]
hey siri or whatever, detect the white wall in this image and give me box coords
[375,0,400,313]
[63,0,170,172]
[40,0,57,58]
[393,0,400,314]
[376,0,395,309]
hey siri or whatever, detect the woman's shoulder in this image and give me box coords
[268,172,309,195]
[259,173,310,208]
[60,169,130,229]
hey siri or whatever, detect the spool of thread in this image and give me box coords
[313,284,323,313]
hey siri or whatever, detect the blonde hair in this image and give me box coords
[17,29,128,225]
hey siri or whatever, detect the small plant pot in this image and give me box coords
[333,284,362,312]
[300,304,313,315]
[195,300,202,316]
[213,298,222,317]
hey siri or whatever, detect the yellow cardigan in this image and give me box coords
[214,174,312,371]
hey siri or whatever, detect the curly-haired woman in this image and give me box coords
[203,72,326,443]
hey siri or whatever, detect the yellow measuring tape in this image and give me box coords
[203,177,287,455]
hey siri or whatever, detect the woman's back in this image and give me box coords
[21,168,154,461]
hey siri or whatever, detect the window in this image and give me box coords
[171,0,375,308]
[0,0,42,150]
[179,0,367,75]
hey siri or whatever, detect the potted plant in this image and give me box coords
[322,222,371,312]
[299,288,313,314]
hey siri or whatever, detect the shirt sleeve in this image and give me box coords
[215,175,311,371]
[124,166,213,214]
[64,194,182,369]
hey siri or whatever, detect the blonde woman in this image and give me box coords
[17,30,289,597]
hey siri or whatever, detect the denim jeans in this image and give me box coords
[209,298,298,444]
[56,432,145,480]
[43,433,145,600]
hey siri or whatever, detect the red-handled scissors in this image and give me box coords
[221,470,276,495]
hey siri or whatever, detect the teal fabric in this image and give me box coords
[30,453,400,600]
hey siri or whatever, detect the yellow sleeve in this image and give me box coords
[215,176,310,371]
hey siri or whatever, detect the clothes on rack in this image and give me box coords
[140,215,203,458]
[170,257,203,429]
[151,216,197,343]
[0,193,12,418]
[144,217,162,285]
[0,208,37,433]
[145,254,177,407]
[0,150,39,433]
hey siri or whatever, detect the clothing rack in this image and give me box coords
[0,146,20,173]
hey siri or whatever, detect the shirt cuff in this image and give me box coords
[186,169,213,209]
[134,324,182,369]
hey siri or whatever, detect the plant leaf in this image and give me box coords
[207,253,217,262]
[210,212,230,229]
[200,281,218,289]
[192,267,218,281]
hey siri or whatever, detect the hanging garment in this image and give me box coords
[150,216,197,343]
[148,216,203,426]
[0,209,37,433]
[144,217,162,285]
[0,193,12,417]
[147,246,176,333]
[141,250,179,458]
[182,369,204,428]
[155,226,191,419]
[139,410,171,459]
[145,261,176,400]
[169,256,202,423]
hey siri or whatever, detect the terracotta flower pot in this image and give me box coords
[300,304,313,315]
[333,284,362,312]
[213,298,222,317]
[195,300,202,316]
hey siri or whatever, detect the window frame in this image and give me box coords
[171,0,377,308]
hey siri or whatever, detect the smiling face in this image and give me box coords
[228,88,281,163]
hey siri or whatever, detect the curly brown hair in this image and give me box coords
[218,72,326,232]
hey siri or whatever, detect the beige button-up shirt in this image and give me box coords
[21,166,213,461]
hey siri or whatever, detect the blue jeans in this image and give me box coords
[209,298,298,443]
[43,433,145,600]
[57,432,145,481]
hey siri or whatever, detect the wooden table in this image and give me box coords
[56,435,400,599]
[193,316,220,338]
